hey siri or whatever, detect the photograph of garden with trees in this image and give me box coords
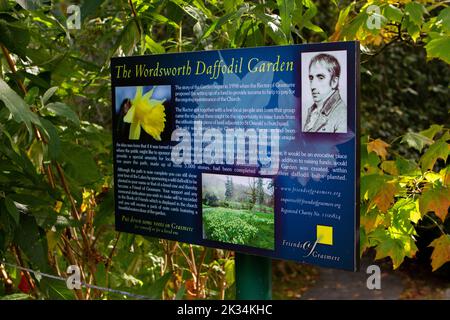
[202,174,275,250]
[0,0,448,301]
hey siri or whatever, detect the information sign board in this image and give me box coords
[111,41,360,271]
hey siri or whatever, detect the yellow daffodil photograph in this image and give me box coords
[115,86,171,141]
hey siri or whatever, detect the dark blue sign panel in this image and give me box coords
[111,42,360,271]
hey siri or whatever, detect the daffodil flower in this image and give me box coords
[123,86,166,140]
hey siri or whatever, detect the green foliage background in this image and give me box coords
[0,0,449,299]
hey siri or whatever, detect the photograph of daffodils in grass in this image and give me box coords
[202,174,275,250]
[115,86,171,141]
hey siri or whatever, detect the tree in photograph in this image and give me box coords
[225,176,234,201]
[267,180,275,207]
[257,178,264,206]
[247,178,258,209]
[204,192,219,207]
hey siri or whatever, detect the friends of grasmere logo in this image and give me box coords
[282,225,339,261]
[317,225,333,246]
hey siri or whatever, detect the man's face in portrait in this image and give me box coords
[309,61,338,104]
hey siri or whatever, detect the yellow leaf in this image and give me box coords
[371,181,398,213]
[381,160,398,175]
[82,190,91,199]
[54,201,62,213]
[429,235,450,271]
[46,231,59,251]
[441,166,450,187]
[361,209,385,233]
[419,184,450,222]
[424,171,441,183]
[368,138,390,160]
[410,199,422,224]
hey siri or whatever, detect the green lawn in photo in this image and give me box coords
[202,207,274,250]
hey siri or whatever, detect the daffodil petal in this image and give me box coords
[126,86,166,141]
[141,103,166,141]
[123,105,135,123]
[135,86,143,98]
[143,88,155,100]
[148,99,166,108]
[129,121,141,140]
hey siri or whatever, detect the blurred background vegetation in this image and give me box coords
[0,0,448,299]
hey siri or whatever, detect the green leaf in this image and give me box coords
[0,19,30,58]
[361,204,386,233]
[0,200,16,245]
[0,127,20,155]
[360,174,390,201]
[277,0,294,43]
[437,7,450,33]
[254,10,287,45]
[200,12,232,40]
[224,0,242,13]
[15,0,45,10]
[304,20,325,34]
[200,5,249,42]
[425,36,450,65]
[395,156,420,176]
[32,207,58,229]
[24,87,40,105]
[405,2,425,26]
[146,272,172,299]
[142,13,179,29]
[144,35,165,54]
[14,214,50,272]
[244,20,264,47]
[341,11,367,40]
[420,138,450,171]
[42,86,58,105]
[61,143,101,185]
[4,197,19,226]
[18,149,41,184]
[380,160,398,176]
[38,118,61,161]
[332,2,354,39]
[54,215,82,230]
[0,293,31,300]
[360,227,368,256]
[45,102,80,126]
[40,278,76,300]
[419,183,450,222]
[0,78,40,136]
[370,228,417,269]
[27,139,44,169]
[120,20,139,56]
[174,283,186,300]
[401,132,433,152]
[384,4,403,23]
[419,124,443,140]
[94,262,107,288]
[376,236,417,269]
[392,198,421,228]
[15,71,50,89]
[406,20,420,42]
[93,190,114,227]
[81,0,106,21]
[0,0,9,10]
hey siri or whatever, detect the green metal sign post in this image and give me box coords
[235,253,272,300]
